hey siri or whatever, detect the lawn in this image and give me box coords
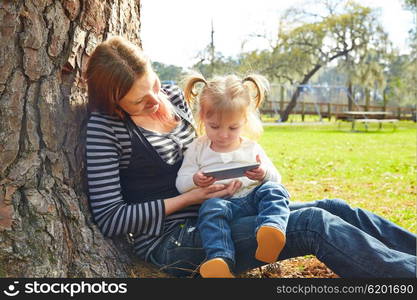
[259,121,416,233]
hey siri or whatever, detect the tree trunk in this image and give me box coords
[280,64,322,122]
[0,0,166,278]
[364,88,370,111]
[347,81,354,111]
[382,88,388,112]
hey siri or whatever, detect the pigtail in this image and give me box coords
[182,73,207,105]
[243,74,269,109]
[241,74,270,141]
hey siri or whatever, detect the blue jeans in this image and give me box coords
[197,181,290,265]
[148,198,416,278]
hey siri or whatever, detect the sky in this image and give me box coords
[140,0,415,68]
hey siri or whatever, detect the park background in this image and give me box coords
[0,0,415,278]
[142,0,416,276]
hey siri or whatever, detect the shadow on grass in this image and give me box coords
[263,121,416,135]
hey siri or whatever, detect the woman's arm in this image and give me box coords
[86,114,166,237]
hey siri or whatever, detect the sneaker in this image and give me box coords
[199,258,235,278]
[255,226,286,263]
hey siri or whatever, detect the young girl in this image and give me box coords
[175,74,291,277]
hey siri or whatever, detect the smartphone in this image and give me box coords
[202,163,260,180]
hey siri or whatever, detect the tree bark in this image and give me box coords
[0,0,167,278]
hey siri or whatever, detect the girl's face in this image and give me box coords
[119,70,161,117]
[203,111,246,151]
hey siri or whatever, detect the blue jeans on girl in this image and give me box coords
[197,181,290,266]
[148,198,416,278]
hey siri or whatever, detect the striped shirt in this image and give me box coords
[86,85,199,260]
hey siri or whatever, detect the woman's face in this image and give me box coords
[119,70,162,117]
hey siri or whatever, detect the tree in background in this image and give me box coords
[187,0,414,119]
[378,0,417,109]
[262,1,390,121]
[152,61,185,83]
[401,0,417,109]
[341,48,389,110]
[384,54,415,107]
[192,50,241,78]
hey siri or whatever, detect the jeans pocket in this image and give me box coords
[148,223,184,268]
[149,219,206,277]
[175,219,201,246]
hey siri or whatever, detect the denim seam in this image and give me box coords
[304,208,380,277]
[221,209,234,262]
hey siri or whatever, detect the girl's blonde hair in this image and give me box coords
[183,73,269,140]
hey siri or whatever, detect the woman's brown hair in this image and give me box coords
[86,36,149,118]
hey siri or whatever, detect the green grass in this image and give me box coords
[259,121,416,233]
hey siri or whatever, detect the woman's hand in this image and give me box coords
[245,154,266,181]
[193,171,216,187]
[186,180,242,205]
[165,180,242,215]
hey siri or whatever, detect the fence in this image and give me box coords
[260,100,416,121]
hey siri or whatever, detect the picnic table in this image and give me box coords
[338,111,399,131]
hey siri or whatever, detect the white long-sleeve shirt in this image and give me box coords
[176,135,281,197]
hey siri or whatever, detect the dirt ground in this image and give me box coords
[242,256,339,278]
[132,255,339,278]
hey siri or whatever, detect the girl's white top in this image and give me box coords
[175,135,281,198]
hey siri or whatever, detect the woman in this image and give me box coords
[85,36,416,278]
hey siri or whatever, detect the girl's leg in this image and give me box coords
[290,199,416,255]
[197,198,235,265]
[249,182,290,263]
[148,209,259,277]
[252,182,290,234]
[197,197,239,277]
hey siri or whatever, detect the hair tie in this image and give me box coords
[190,78,207,97]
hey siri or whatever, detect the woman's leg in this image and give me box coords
[231,208,415,277]
[147,218,206,277]
[149,207,415,277]
[279,207,416,278]
[290,199,416,255]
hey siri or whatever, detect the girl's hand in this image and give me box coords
[193,171,216,187]
[245,155,266,181]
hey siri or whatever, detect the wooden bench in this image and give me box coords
[352,118,399,131]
